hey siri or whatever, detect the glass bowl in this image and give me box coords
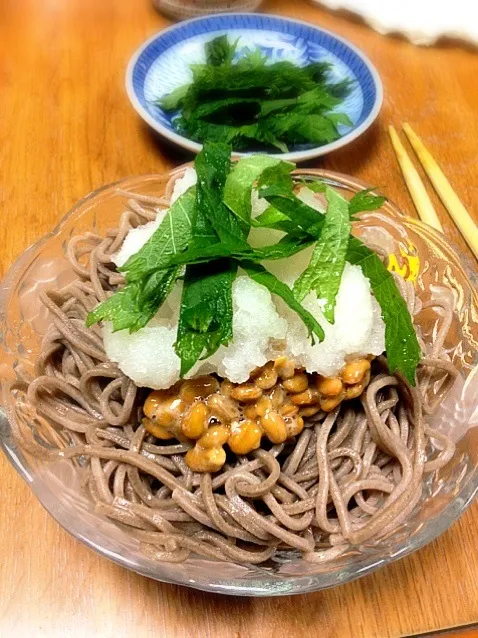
[0,169,477,596]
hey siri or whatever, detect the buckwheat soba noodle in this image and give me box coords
[13,166,459,566]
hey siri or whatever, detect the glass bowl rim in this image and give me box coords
[0,168,477,596]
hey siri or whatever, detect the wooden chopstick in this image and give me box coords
[388,125,444,232]
[402,123,478,260]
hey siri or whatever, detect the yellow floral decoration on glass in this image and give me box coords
[387,239,420,282]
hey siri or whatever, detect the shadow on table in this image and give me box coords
[137,120,195,168]
[139,117,383,179]
[141,578,337,636]
[303,123,382,176]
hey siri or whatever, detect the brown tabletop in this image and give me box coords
[1,0,477,636]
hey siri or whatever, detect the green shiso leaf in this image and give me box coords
[293,186,350,325]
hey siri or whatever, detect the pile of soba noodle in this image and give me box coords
[17,170,459,565]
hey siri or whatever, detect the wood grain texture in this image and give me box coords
[0,0,477,636]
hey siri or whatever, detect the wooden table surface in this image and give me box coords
[0,1,477,636]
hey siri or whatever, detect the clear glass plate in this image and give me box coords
[0,169,477,596]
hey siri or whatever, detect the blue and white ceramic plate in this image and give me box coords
[126,13,383,162]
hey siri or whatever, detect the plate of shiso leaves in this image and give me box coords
[126,13,382,161]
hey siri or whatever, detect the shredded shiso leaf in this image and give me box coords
[157,35,354,153]
[88,142,421,385]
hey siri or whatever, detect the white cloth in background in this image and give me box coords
[313,0,478,45]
